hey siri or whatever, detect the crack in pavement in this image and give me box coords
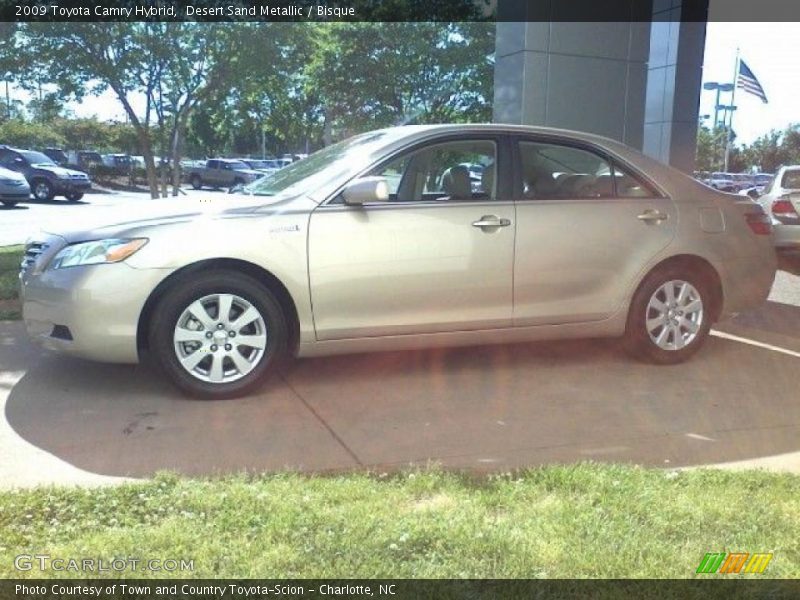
[279,374,363,467]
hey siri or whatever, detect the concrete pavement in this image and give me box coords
[2,273,800,487]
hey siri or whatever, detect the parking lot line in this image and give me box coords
[711,329,800,359]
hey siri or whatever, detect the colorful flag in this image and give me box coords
[737,60,768,103]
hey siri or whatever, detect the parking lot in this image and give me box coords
[1,192,800,487]
[0,186,216,246]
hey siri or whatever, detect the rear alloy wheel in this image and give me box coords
[149,272,287,399]
[32,180,54,201]
[623,267,712,364]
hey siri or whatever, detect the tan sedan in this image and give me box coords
[20,125,777,399]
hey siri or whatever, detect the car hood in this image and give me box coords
[35,165,87,177]
[41,193,303,244]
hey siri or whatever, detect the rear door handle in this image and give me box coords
[637,209,668,223]
[472,215,511,229]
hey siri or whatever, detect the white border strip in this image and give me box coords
[711,329,800,359]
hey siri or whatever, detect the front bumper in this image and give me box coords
[21,255,172,364]
[52,179,91,195]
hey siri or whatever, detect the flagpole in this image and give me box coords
[724,48,740,172]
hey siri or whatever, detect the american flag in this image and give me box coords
[736,60,768,104]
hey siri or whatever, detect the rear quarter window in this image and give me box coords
[781,170,800,190]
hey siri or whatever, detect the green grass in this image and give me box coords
[1,464,798,579]
[0,245,23,320]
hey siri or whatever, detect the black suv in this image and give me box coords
[0,146,91,201]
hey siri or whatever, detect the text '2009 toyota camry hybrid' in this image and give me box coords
[19,125,777,399]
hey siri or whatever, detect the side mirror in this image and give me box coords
[342,177,389,206]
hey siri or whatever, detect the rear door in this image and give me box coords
[512,136,677,326]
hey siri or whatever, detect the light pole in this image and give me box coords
[703,82,734,128]
[703,82,734,171]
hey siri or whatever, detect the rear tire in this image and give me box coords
[148,271,288,399]
[622,265,712,364]
[190,175,202,190]
[1,201,17,208]
[65,192,83,202]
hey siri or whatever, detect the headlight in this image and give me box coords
[56,172,71,179]
[48,238,148,270]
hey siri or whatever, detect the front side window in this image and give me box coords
[517,141,656,199]
[367,139,497,203]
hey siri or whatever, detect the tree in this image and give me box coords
[308,22,495,143]
[4,23,242,198]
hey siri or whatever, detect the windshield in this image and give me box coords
[226,161,250,170]
[242,131,390,197]
[21,151,56,166]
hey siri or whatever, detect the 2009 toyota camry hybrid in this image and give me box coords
[20,125,777,399]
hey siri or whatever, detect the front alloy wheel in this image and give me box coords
[173,293,268,384]
[149,271,287,399]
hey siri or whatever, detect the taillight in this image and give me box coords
[744,210,772,235]
[772,197,799,218]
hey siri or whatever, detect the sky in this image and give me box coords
[8,21,800,147]
[699,22,799,144]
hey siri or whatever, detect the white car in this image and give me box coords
[758,165,800,252]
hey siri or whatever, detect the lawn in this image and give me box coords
[0,245,23,320]
[1,464,798,579]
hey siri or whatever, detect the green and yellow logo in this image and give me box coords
[696,552,773,574]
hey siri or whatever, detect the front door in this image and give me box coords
[308,136,515,340]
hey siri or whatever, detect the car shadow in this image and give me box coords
[0,204,28,211]
[6,303,800,480]
[19,197,89,206]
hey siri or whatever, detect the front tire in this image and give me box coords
[32,179,54,201]
[622,266,712,364]
[148,271,288,399]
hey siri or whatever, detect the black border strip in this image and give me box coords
[2,579,800,600]
[2,0,800,22]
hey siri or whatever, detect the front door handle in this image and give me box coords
[472,215,511,229]
[637,209,669,223]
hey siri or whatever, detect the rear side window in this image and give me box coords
[516,140,657,199]
[781,170,800,190]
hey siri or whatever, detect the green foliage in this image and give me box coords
[0,245,23,320]
[309,23,494,142]
[0,118,65,148]
[699,123,800,174]
[1,464,799,578]
[2,22,496,162]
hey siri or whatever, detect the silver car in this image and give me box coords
[0,165,30,207]
[758,165,800,252]
[20,125,777,399]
